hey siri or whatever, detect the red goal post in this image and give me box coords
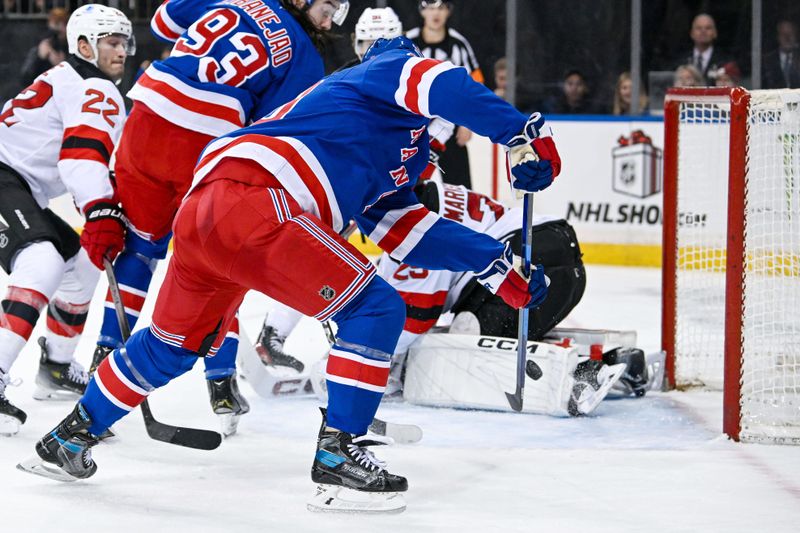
[661,87,800,444]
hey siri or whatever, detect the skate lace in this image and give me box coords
[67,362,89,386]
[347,435,393,472]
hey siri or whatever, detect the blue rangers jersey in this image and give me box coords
[192,47,530,274]
[130,0,323,137]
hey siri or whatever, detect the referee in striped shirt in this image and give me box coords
[407,0,484,188]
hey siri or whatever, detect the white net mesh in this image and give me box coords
[672,89,800,444]
[674,98,731,389]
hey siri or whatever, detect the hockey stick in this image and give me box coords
[103,257,222,450]
[505,193,538,412]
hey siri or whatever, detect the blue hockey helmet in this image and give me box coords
[304,0,349,26]
[362,36,423,62]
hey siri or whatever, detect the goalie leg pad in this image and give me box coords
[404,333,580,416]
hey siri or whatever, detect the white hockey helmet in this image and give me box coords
[67,4,135,65]
[354,7,403,59]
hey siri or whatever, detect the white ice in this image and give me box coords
[1,262,799,533]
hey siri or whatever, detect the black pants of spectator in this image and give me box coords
[439,136,471,188]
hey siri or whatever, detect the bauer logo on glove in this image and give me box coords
[80,198,127,269]
[506,112,562,193]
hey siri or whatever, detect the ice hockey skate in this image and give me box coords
[0,369,27,436]
[207,374,251,437]
[33,337,89,401]
[254,320,305,373]
[308,409,407,514]
[89,344,113,375]
[17,403,99,482]
[568,360,626,416]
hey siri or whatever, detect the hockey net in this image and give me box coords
[662,87,800,444]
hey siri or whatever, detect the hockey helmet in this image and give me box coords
[305,0,349,26]
[363,36,423,63]
[354,7,403,59]
[67,4,135,66]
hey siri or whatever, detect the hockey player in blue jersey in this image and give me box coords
[92,0,349,435]
[20,37,561,514]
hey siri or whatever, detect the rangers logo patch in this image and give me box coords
[0,233,8,248]
[319,285,336,301]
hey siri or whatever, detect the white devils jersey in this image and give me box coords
[0,57,124,212]
[377,182,556,355]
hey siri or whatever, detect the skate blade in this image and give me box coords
[16,454,78,482]
[307,484,406,514]
[32,386,81,401]
[97,427,117,442]
[218,413,241,438]
[0,414,22,436]
[577,363,627,415]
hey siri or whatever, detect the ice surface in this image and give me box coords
[2,264,799,533]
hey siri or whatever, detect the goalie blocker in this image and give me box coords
[452,218,585,341]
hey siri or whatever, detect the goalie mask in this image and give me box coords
[354,7,403,59]
[304,0,349,26]
[67,4,135,67]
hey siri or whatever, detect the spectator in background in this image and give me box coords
[19,7,68,87]
[493,57,507,100]
[673,64,704,87]
[542,69,601,114]
[711,61,741,88]
[407,0,484,188]
[676,13,730,85]
[612,72,648,115]
[763,20,800,89]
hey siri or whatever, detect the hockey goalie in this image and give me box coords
[249,180,664,417]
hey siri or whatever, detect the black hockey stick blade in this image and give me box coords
[140,400,222,450]
[103,257,222,451]
[505,389,524,412]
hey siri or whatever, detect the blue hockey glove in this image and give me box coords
[506,113,562,193]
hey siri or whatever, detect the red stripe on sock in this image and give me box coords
[327,354,390,388]
[96,357,147,409]
[0,314,35,340]
[403,317,437,335]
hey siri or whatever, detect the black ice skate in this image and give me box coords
[17,403,99,482]
[603,347,650,397]
[254,321,305,373]
[207,374,250,437]
[0,369,27,436]
[568,359,626,416]
[33,337,89,401]
[89,344,114,375]
[308,409,407,514]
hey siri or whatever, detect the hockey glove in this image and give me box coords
[475,243,549,309]
[81,198,126,269]
[420,139,445,181]
[506,112,562,193]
